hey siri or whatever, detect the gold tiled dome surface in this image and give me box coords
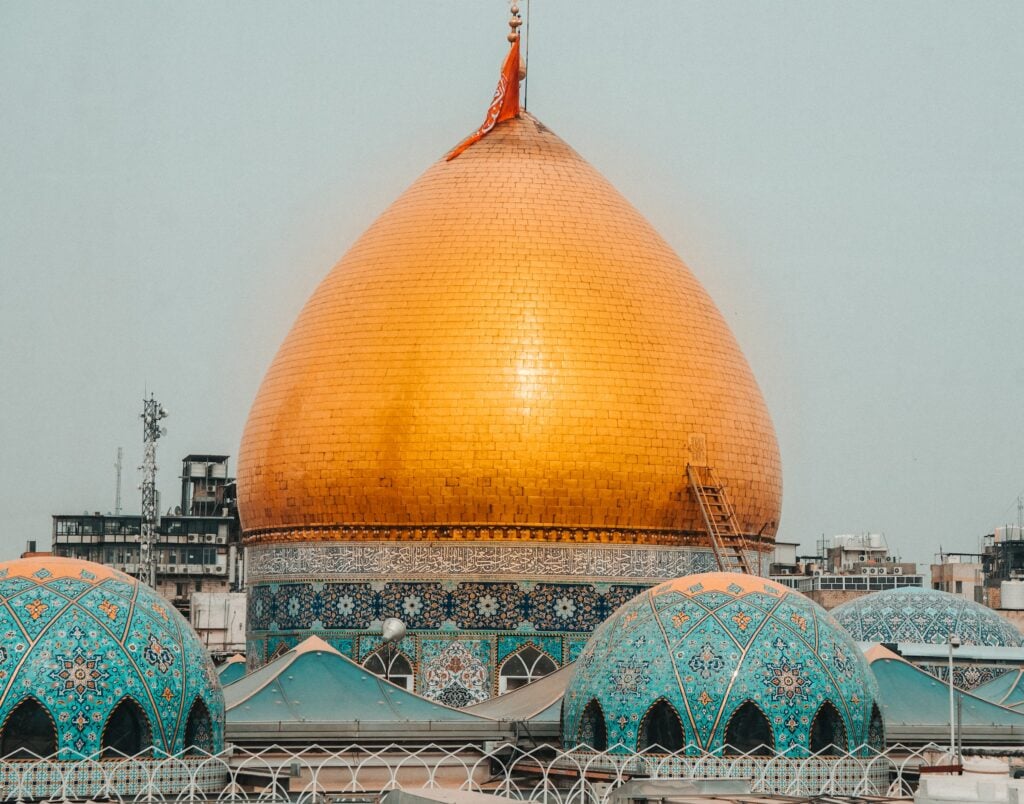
[238,114,781,546]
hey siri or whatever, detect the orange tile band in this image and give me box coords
[242,525,776,551]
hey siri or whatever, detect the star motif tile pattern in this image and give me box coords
[563,573,882,756]
[0,557,224,759]
[831,586,1024,647]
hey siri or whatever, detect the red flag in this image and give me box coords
[446,40,521,161]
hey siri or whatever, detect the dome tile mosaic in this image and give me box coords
[830,587,1024,648]
[562,573,883,756]
[0,557,224,759]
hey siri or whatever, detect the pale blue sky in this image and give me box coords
[1,2,1022,566]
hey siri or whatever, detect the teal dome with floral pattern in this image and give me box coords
[831,586,1024,647]
[0,557,223,759]
[562,573,883,756]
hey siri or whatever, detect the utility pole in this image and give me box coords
[139,396,168,589]
[114,447,124,516]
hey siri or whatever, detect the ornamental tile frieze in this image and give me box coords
[248,579,655,634]
[246,541,747,583]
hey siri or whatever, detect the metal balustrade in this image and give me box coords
[0,740,965,801]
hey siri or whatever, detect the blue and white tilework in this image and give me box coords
[246,577,651,700]
[831,586,1024,647]
[0,557,224,759]
[562,573,881,756]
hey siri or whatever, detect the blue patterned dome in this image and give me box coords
[562,573,883,756]
[831,586,1024,647]
[0,557,224,759]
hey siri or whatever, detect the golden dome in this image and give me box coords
[238,113,781,547]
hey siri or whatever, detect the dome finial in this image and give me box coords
[508,3,522,43]
[445,7,524,160]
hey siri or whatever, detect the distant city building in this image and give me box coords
[771,533,923,610]
[51,454,243,619]
[190,591,247,660]
[931,551,984,603]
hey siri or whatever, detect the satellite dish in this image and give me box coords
[381,617,406,644]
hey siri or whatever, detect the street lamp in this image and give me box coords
[948,633,961,763]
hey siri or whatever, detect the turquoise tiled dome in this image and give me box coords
[0,557,224,759]
[562,573,883,756]
[831,586,1024,647]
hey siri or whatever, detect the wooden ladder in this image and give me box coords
[686,464,752,574]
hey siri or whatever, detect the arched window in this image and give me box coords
[809,701,848,755]
[868,703,885,751]
[577,699,607,750]
[498,645,557,694]
[101,698,152,758]
[184,697,214,754]
[637,699,684,753]
[723,701,774,755]
[269,642,290,661]
[0,697,56,759]
[364,647,415,691]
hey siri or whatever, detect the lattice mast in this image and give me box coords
[139,396,168,588]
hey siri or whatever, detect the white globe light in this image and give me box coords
[381,617,406,643]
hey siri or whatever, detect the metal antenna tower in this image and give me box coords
[139,396,168,589]
[114,447,124,516]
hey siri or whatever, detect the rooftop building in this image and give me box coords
[51,454,243,622]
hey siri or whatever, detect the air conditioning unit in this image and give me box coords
[203,534,215,543]
[215,534,227,545]
[187,534,199,543]
[893,567,903,575]
[214,566,226,574]
[813,569,824,576]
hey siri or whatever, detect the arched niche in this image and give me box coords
[723,700,774,755]
[637,699,684,753]
[498,645,557,694]
[0,697,57,759]
[809,700,848,755]
[577,698,608,750]
[868,702,885,751]
[184,697,214,754]
[101,697,153,758]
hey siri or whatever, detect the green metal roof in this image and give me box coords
[971,668,1024,710]
[217,654,247,686]
[867,644,1024,744]
[224,637,512,745]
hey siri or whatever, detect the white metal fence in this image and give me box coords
[0,741,961,802]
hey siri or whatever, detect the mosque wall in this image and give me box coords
[245,541,767,701]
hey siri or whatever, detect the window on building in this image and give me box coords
[956,580,963,594]
[498,645,557,693]
[101,698,152,758]
[364,647,415,691]
[0,697,56,758]
[637,699,684,753]
[724,701,774,755]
